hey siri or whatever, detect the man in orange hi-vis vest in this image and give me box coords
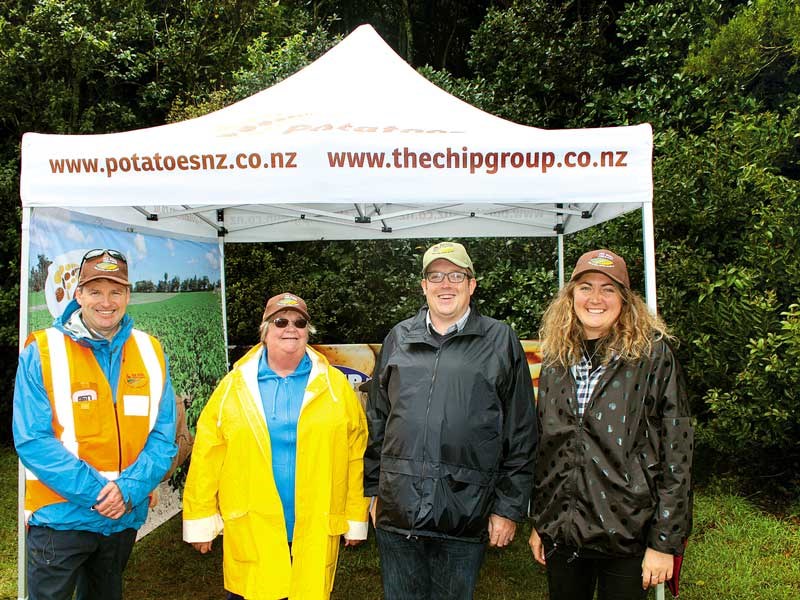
[13,249,177,600]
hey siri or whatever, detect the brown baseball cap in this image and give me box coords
[78,249,130,287]
[422,241,474,275]
[570,249,630,289]
[262,292,310,323]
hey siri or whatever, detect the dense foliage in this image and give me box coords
[1,0,798,491]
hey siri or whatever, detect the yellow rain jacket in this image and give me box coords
[183,344,370,600]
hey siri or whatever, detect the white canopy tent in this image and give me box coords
[17,24,658,599]
[20,24,655,282]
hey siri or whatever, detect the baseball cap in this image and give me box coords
[421,241,474,275]
[570,249,630,289]
[78,249,130,287]
[262,292,310,323]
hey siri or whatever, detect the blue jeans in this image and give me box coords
[27,525,136,600]
[544,543,647,600]
[375,528,486,600]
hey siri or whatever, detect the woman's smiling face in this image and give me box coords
[572,272,623,339]
[263,309,309,358]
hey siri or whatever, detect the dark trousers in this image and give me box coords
[544,543,647,600]
[26,525,137,600]
[375,528,486,600]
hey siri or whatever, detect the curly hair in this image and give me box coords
[539,279,672,368]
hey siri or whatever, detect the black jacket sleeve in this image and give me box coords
[647,340,693,554]
[491,331,537,522]
[363,329,395,497]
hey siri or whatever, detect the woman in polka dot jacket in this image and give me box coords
[528,249,693,600]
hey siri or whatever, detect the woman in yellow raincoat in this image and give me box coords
[183,292,370,600]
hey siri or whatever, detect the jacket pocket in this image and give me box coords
[72,398,102,438]
[437,468,493,536]
[377,460,418,530]
[222,513,258,563]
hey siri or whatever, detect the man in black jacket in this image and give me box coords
[364,241,537,600]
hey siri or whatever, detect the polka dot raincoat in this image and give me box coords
[531,338,693,557]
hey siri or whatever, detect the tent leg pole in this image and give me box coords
[218,237,229,368]
[557,233,565,289]
[642,203,658,313]
[18,207,31,600]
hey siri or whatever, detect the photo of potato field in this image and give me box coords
[27,289,227,426]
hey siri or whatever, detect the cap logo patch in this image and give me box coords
[277,295,299,306]
[588,257,615,268]
[94,257,121,272]
[432,244,455,254]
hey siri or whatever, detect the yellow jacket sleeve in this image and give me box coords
[340,373,370,539]
[182,375,233,543]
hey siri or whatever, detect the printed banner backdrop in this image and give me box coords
[26,207,228,537]
[312,341,542,408]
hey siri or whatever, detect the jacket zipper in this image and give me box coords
[564,362,613,550]
[412,344,442,538]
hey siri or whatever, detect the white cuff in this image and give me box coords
[183,513,224,543]
[345,520,368,540]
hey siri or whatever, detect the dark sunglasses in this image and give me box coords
[80,248,127,268]
[271,317,308,329]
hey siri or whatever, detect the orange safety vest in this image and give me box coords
[24,327,166,515]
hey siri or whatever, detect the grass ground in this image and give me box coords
[0,449,19,599]
[2,445,799,599]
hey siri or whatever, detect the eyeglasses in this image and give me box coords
[81,248,127,265]
[424,271,471,284]
[271,317,308,329]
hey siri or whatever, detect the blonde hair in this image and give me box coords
[539,279,673,368]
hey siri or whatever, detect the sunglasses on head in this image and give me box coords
[271,317,308,329]
[80,248,127,267]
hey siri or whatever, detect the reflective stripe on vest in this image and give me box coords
[25,328,166,515]
[45,327,78,455]
[131,329,163,431]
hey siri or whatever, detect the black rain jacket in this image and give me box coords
[364,305,537,542]
[531,338,693,556]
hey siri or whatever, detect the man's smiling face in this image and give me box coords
[75,279,131,339]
